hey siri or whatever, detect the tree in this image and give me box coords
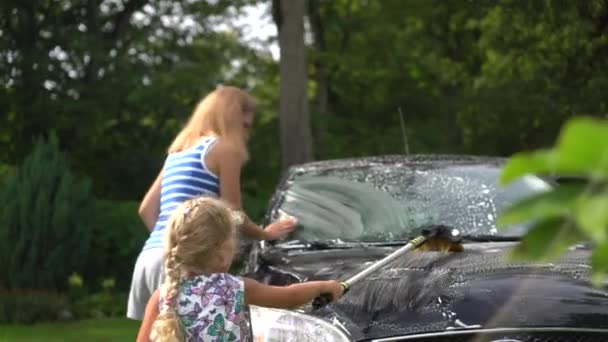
[274,0,314,170]
[308,0,330,158]
[0,0,264,198]
[0,134,94,291]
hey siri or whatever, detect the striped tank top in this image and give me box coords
[143,137,220,251]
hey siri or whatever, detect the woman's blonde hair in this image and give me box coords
[168,86,256,160]
[150,196,244,342]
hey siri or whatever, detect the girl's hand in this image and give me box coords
[264,217,297,240]
[323,281,345,302]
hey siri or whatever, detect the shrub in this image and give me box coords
[0,134,94,291]
[242,190,270,223]
[0,275,126,324]
[0,163,13,181]
[83,200,148,291]
[70,276,127,319]
[0,289,69,324]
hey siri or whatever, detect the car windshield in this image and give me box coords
[273,163,552,245]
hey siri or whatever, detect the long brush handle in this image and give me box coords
[311,234,427,310]
[343,235,426,287]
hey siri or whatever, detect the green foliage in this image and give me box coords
[0,0,277,200]
[500,118,608,182]
[74,292,127,320]
[0,274,127,323]
[0,164,13,180]
[457,0,608,153]
[70,276,127,319]
[0,134,94,291]
[0,318,140,341]
[0,289,69,324]
[67,273,86,304]
[498,117,608,285]
[83,200,148,291]
[242,191,273,224]
[302,0,608,157]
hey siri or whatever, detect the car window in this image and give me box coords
[275,164,552,243]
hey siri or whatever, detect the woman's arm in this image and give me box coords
[136,289,160,342]
[214,142,264,238]
[244,278,343,309]
[212,141,275,240]
[138,170,162,232]
[211,140,295,240]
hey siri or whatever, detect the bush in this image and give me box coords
[0,275,127,324]
[83,200,148,291]
[0,163,13,181]
[70,275,127,319]
[0,134,94,291]
[0,289,69,324]
[242,190,271,223]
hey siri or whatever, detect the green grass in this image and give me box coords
[0,318,140,342]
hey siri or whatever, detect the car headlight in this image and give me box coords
[249,305,352,341]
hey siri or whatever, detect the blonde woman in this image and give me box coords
[136,197,343,342]
[127,86,297,320]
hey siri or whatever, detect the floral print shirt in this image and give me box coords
[163,273,250,342]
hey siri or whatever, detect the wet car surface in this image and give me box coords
[243,155,608,341]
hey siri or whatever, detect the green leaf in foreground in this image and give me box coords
[556,117,608,179]
[591,242,608,287]
[500,117,608,185]
[497,183,584,227]
[574,193,608,242]
[509,217,585,262]
[500,150,557,185]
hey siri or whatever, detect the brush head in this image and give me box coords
[419,225,463,252]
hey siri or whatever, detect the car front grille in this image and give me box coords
[370,327,608,342]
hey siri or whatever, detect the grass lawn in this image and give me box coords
[0,318,141,342]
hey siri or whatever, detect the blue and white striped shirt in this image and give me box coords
[142,137,220,251]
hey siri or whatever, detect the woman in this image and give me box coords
[127,86,296,320]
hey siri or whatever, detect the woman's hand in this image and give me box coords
[263,217,297,240]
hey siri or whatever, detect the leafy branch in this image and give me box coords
[498,117,608,285]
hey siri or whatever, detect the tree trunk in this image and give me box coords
[308,0,329,159]
[276,0,313,170]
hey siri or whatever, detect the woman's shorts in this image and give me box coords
[126,248,165,320]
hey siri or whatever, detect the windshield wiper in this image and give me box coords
[355,241,411,247]
[304,241,358,250]
[461,234,520,242]
[404,224,521,243]
[276,240,404,250]
[275,240,356,250]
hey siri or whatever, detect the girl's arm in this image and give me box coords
[214,141,294,240]
[136,289,160,342]
[138,170,162,232]
[244,278,344,309]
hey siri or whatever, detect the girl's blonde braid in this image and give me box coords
[150,214,187,342]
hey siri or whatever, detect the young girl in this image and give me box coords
[136,196,344,342]
[128,86,297,320]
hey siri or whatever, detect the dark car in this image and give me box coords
[242,155,608,341]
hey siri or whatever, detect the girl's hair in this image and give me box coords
[150,196,244,342]
[168,86,256,161]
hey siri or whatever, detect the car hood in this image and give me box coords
[251,242,608,340]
